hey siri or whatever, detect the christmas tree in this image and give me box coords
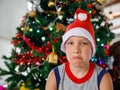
[0,0,115,90]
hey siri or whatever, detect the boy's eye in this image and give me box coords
[66,41,73,45]
[81,41,89,45]
[66,40,90,46]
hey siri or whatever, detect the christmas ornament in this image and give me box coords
[25,25,30,31]
[20,82,29,90]
[97,0,103,3]
[92,9,96,15]
[16,33,23,39]
[94,2,104,11]
[11,39,19,45]
[57,7,64,20]
[104,43,110,55]
[47,52,58,64]
[29,10,36,17]
[27,0,44,12]
[47,46,58,64]
[56,23,66,32]
[48,1,55,7]
[87,3,93,9]
[104,49,109,55]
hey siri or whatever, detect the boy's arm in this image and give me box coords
[100,73,113,90]
[45,70,57,90]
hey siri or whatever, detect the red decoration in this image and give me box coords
[104,44,110,55]
[101,64,107,69]
[92,9,96,15]
[53,38,60,43]
[16,33,23,39]
[104,44,110,50]
[104,49,109,55]
[87,3,93,9]
[56,23,65,31]
[59,56,67,64]
[47,41,51,46]
[12,32,54,65]
[11,39,19,45]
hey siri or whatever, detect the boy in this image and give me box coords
[45,8,113,90]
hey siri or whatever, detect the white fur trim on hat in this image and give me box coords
[60,27,96,56]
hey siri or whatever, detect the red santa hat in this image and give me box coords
[61,8,96,56]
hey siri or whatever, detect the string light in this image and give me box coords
[49,26,53,31]
[97,38,100,42]
[91,57,97,62]
[41,36,46,41]
[29,28,33,32]
[101,43,104,47]
[36,29,40,33]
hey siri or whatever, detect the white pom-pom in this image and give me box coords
[78,13,87,21]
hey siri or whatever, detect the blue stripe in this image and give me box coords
[98,69,108,89]
[54,67,60,88]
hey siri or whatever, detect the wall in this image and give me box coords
[104,2,120,45]
[0,38,12,85]
[0,0,27,85]
[111,34,120,44]
[104,2,120,34]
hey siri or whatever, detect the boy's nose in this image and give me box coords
[73,50,80,54]
[73,46,81,54]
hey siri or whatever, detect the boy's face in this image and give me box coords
[65,36,92,67]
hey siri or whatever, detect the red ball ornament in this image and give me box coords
[25,38,30,44]
[87,3,93,9]
[101,64,107,69]
[92,9,96,15]
[104,44,110,50]
[54,38,59,43]
[104,49,109,55]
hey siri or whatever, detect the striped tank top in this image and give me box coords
[54,62,107,90]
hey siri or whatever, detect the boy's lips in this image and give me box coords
[72,56,82,60]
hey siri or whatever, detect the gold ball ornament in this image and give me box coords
[20,82,30,90]
[20,86,28,90]
[97,0,103,3]
[48,1,55,7]
[29,10,36,17]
